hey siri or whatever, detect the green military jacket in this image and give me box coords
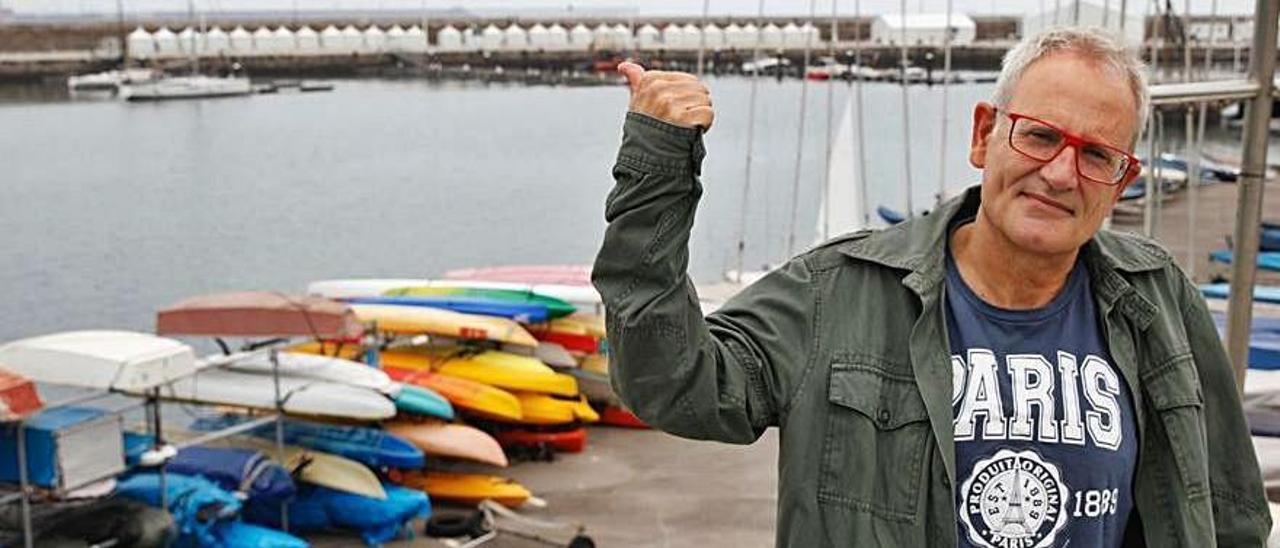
[593,112,1271,546]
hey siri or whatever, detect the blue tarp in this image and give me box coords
[244,483,430,546]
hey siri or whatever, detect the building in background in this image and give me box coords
[871,13,977,46]
[1022,0,1144,48]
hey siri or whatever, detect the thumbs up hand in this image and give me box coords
[618,61,714,132]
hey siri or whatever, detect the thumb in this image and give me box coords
[617,61,645,93]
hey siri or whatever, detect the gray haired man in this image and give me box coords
[595,27,1270,547]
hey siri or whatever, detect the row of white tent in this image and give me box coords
[127,21,829,58]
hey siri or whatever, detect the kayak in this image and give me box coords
[380,348,579,398]
[528,326,602,354]
[877,205,905,225]
[0,330,200,393]
[598,405,650,429]
[347,295,550,323]
[1201,283,1280,305]
[385,420,508,467]
[394,383,456,421]
[156,290,362,340]
[115,472,309,548]
[308,277,601,312]
[384,367,523,422]
[159,367,397,421]
[349,303,538,348]
[224,351,397,396]
[493,426,588,453]
[1208,250,1280,271]
[442,264,593,287]
[386,286,577,319]
[190,414,424,470]
[392,470,531,509]
[568,367,618,405]
[214,437,387,500]
[163,445,296,504]
[500,393,599,425]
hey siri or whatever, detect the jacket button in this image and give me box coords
[877,409,890,424]
[941,474,951,488]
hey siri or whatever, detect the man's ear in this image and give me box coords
[970,102,998,170]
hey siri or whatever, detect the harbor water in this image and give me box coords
[0,75,1265,343]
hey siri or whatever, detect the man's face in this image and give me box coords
[968,52,1140,256]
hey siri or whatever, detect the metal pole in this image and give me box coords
[1187,102,1206,279]
[854,0,869,227]
[787,0,818,257]
[16,420,31,548]
[899,0,914,218]
[937,0,953,206]
[821,0,838,241]
[117,0,128,64]
[1142,107,1157,237]
[696,0,710,77]
[1225,0,1280,393]
[271,349,290,531]
[733,0,767,282]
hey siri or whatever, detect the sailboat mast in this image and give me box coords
[786,0,818,257]
[188,0,198,75]
[117,0,128,66]
[937,0,954,206]
[734,0,767,282]
[898,0,914,218]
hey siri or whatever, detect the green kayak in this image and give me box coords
[384,286,577,319]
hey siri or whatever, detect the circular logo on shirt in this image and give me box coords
[959,449,1068,548]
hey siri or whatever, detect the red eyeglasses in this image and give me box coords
[998,109,1139,186]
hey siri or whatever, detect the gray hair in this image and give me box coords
[993,27,1149,148]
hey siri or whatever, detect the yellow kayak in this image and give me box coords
[394,470,531,509]
[349,304,538,348]
[558,313,607,338]
[579,353,608,375]
[288,342,524,422]
[382,348,579,398]
[502,392,600,425]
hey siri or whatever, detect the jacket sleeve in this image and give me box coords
[592,112,817,444]
[1178,275,1272,545]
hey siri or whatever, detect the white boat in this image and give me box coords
[222,351,398,396]
[0,330,201,392]
[118,75,252,102]
[67,68,157,91]
[158,367,396,420]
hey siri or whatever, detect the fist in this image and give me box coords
[618,61,714,131]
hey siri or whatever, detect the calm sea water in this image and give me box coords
[0,75,1256,343]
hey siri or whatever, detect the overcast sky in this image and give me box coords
[4,0,1260,16]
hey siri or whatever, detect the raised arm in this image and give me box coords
[591,63,817,444]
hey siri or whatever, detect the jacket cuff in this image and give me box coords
[616,112,706,177]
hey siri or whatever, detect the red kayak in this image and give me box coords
[493,426,587,454]
[598,405,649,429]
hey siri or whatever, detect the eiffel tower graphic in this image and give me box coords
[999,457,1030,537]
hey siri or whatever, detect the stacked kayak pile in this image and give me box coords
[0,266,634,546]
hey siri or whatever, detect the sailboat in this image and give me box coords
[723,91,869,285]
[118,1,252,102]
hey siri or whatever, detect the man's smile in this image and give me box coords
[1020,191,1075,216]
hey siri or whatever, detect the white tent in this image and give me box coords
[404,25,428,51]
[462,26,482,50]
[436,25,463,50]
[228,26,253,52]
[153,27,181,57]
[295,26,320,52]
[800,22,821,45]
[177,27,198,54]
[319,25,343,51]
[273,26,296,52]
[364,25,387,52]
[1022,1,1141,48]
[528,23,551,47]
[724,22,749,48]
[702,23,725,48]
[636,23,661,48]
[480,24,504,50]
[611,23,633,49]
[569,23,593,49]
[204,26,230,55]
[503,24,528,50]
[681,23,702,48]
[127,27,154,59]
[761,23,784,47]
[592,23,623,49]
[662,23,689,48]
[871,13,977,46]
[385,25,407,50]
[252,26,275,53]
[545,23,569,47]
[340,24,366,53]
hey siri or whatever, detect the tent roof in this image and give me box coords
[875,13,978,30]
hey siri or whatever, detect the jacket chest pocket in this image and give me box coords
[818,360,932,522]
[1144,355,1209,497]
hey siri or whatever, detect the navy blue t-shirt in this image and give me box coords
[946,242,1137,548]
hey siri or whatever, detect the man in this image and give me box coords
[593,27,1270,547]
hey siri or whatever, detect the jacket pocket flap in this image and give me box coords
[828,362,929,429]
[1144,354,1203,410]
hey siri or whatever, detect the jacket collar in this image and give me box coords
[836,185,1167,328]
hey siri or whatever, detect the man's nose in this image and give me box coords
[1038,145,1080,190]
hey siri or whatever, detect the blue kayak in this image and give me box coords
[876,205,905,225]
[1208,250,1280,271]
[245,483,430,546]
[1201,283,1280,305]
[115,472,308,548]
[394,384,455,421]
[1211,313,1280,369]
[345,295,550,323]
[190,414,424,470]
[167,446,296,504]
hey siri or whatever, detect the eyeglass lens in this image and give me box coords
[1010,117,1129,184]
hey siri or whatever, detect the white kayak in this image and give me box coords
[222,352,398,396]
[306,278,602,310]
[0,330,201,392]
[157,367,395,420]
